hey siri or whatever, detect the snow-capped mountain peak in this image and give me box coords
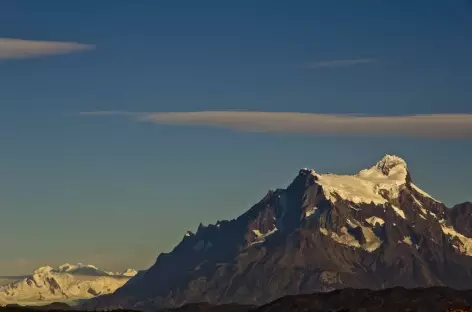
[299,154,413,205]
[33,266,54,275]
[358,154,408,182]
[0,263,137,306]
[58,263,74,272]
[121,269,138,277]
[372,154,407,176]
[57,263,101,274]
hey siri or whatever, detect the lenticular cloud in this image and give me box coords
[80,111,472,139]
[0,38,94,60]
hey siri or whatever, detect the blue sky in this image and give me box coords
[0,0,471,275]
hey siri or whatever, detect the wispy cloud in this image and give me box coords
[80,111,472,139]
[302,58,377,69]
[0,38,94,60]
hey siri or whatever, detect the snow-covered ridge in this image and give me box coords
[411,183,441,203]
[301,155,434,205]
[0,263,136,306]
[31,263,136,277]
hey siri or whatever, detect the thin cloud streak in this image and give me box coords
[80,111,472,139]
[0,38,95,60]
[303,58,376,69]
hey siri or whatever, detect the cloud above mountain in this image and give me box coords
[0,38,94,60]
[80,111,472,138]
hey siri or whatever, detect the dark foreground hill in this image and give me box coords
[4,287,472,312]
[252,287,472,312]
[159,287,472,312]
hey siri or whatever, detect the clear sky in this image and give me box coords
[0,0,471,275]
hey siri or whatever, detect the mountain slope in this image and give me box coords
[82,155,472,311]
[0,264,137,306]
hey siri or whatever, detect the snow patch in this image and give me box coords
[346,218,357,228]
[361,226,383,251]
[320,227,360,248]
[411,195,423,208]
[416,203,428,219]
[321,219,383,252]
[402,236,413,245]
[305,206,318,217]
[365,216,385,227]
[391,205,406,219]
[121,269,137,277]
[251,227,278,246]
[348,219,383,252]
[184,231,193,237]
[441,225,472,256]
[411,194,428,219]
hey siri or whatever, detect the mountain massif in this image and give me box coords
[0,264,136,306]
[81,155,472,311]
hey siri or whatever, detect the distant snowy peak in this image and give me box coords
[58,263,98,272]
[0,263,137,306]
[32,266,54,275]
[119,269,138,277]
[54,263,104,276]
[32,263,137,277]
[26,263,137,279]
